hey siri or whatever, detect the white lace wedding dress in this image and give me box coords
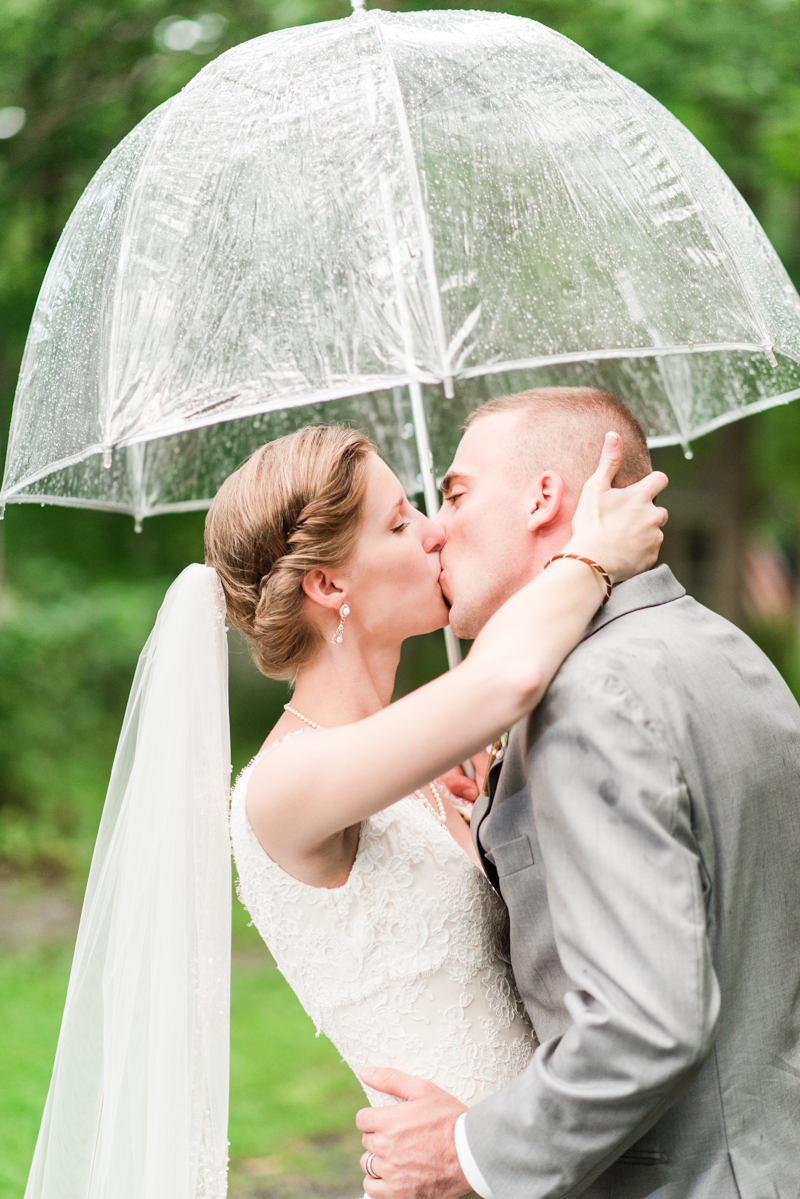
[229,731,538,1110]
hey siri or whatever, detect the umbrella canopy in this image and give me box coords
[3,7,800,525]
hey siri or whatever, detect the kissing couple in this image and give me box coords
[28,386,800,1199]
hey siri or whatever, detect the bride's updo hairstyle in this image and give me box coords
[205,426,374,680]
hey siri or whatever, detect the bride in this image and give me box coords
[25,423,666,1199]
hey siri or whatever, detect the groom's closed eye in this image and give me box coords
[441,475,469,504]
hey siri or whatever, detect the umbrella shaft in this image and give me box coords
[408,381,439,522]
[407,382,465,688]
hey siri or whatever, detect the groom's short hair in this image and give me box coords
[465,386,651,490]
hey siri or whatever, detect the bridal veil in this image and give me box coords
[25,565,232,1199]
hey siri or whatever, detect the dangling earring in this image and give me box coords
[331,603,350,644]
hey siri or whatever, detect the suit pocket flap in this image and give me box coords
[489,834,534,876]
[617,1150,668,1166]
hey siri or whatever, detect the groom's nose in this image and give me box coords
[423,517,446,553]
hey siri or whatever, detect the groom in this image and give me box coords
[356,387,800,1198]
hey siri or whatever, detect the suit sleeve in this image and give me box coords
[463,667,721,1199]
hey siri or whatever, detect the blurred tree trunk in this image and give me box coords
[653,418,751,629]
[710,420,749,628]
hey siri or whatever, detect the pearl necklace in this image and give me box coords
[413,779,447,826]
[283,705,448,826]
[283,704,322,729]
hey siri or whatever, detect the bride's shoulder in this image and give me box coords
[241,726,314,802]
[239,722,347,854]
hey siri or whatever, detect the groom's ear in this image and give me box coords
[525,471,566,533]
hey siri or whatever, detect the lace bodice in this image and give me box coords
[230,734,538,1108]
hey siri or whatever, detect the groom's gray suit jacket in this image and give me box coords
[466,565,800,1199]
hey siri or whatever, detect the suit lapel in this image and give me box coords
[471,734,510,891]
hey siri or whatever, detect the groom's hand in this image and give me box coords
[437,747,491,804]
[356,1067,470,1199]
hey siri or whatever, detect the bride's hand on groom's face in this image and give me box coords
[567,432,669,583]
[357,1067,470,1199]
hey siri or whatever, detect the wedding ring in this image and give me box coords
[365,1152,380,1179]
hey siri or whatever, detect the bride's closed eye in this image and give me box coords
[391,520,410,533]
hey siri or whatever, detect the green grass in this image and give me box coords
[0,947,73,1199]
[0,896,365,1199]
[230,962,364,1158]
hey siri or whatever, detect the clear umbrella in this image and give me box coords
[4,7,800,533]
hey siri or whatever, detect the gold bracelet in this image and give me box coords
[543,553,613,605]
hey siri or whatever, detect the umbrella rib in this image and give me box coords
[0,493,216,519]
[100,98,177,468]
[371,15,451,385]
[456,341,779,379]
[647,385,800,447]
[654,355,694,458]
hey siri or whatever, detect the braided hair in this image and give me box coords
[205,426,374,680]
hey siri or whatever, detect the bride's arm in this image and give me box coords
[249,435,667,854]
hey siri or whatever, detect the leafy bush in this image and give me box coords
[0,562,169,879]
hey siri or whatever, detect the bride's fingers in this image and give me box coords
[586,432,623,491]
[632,469,669,502]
